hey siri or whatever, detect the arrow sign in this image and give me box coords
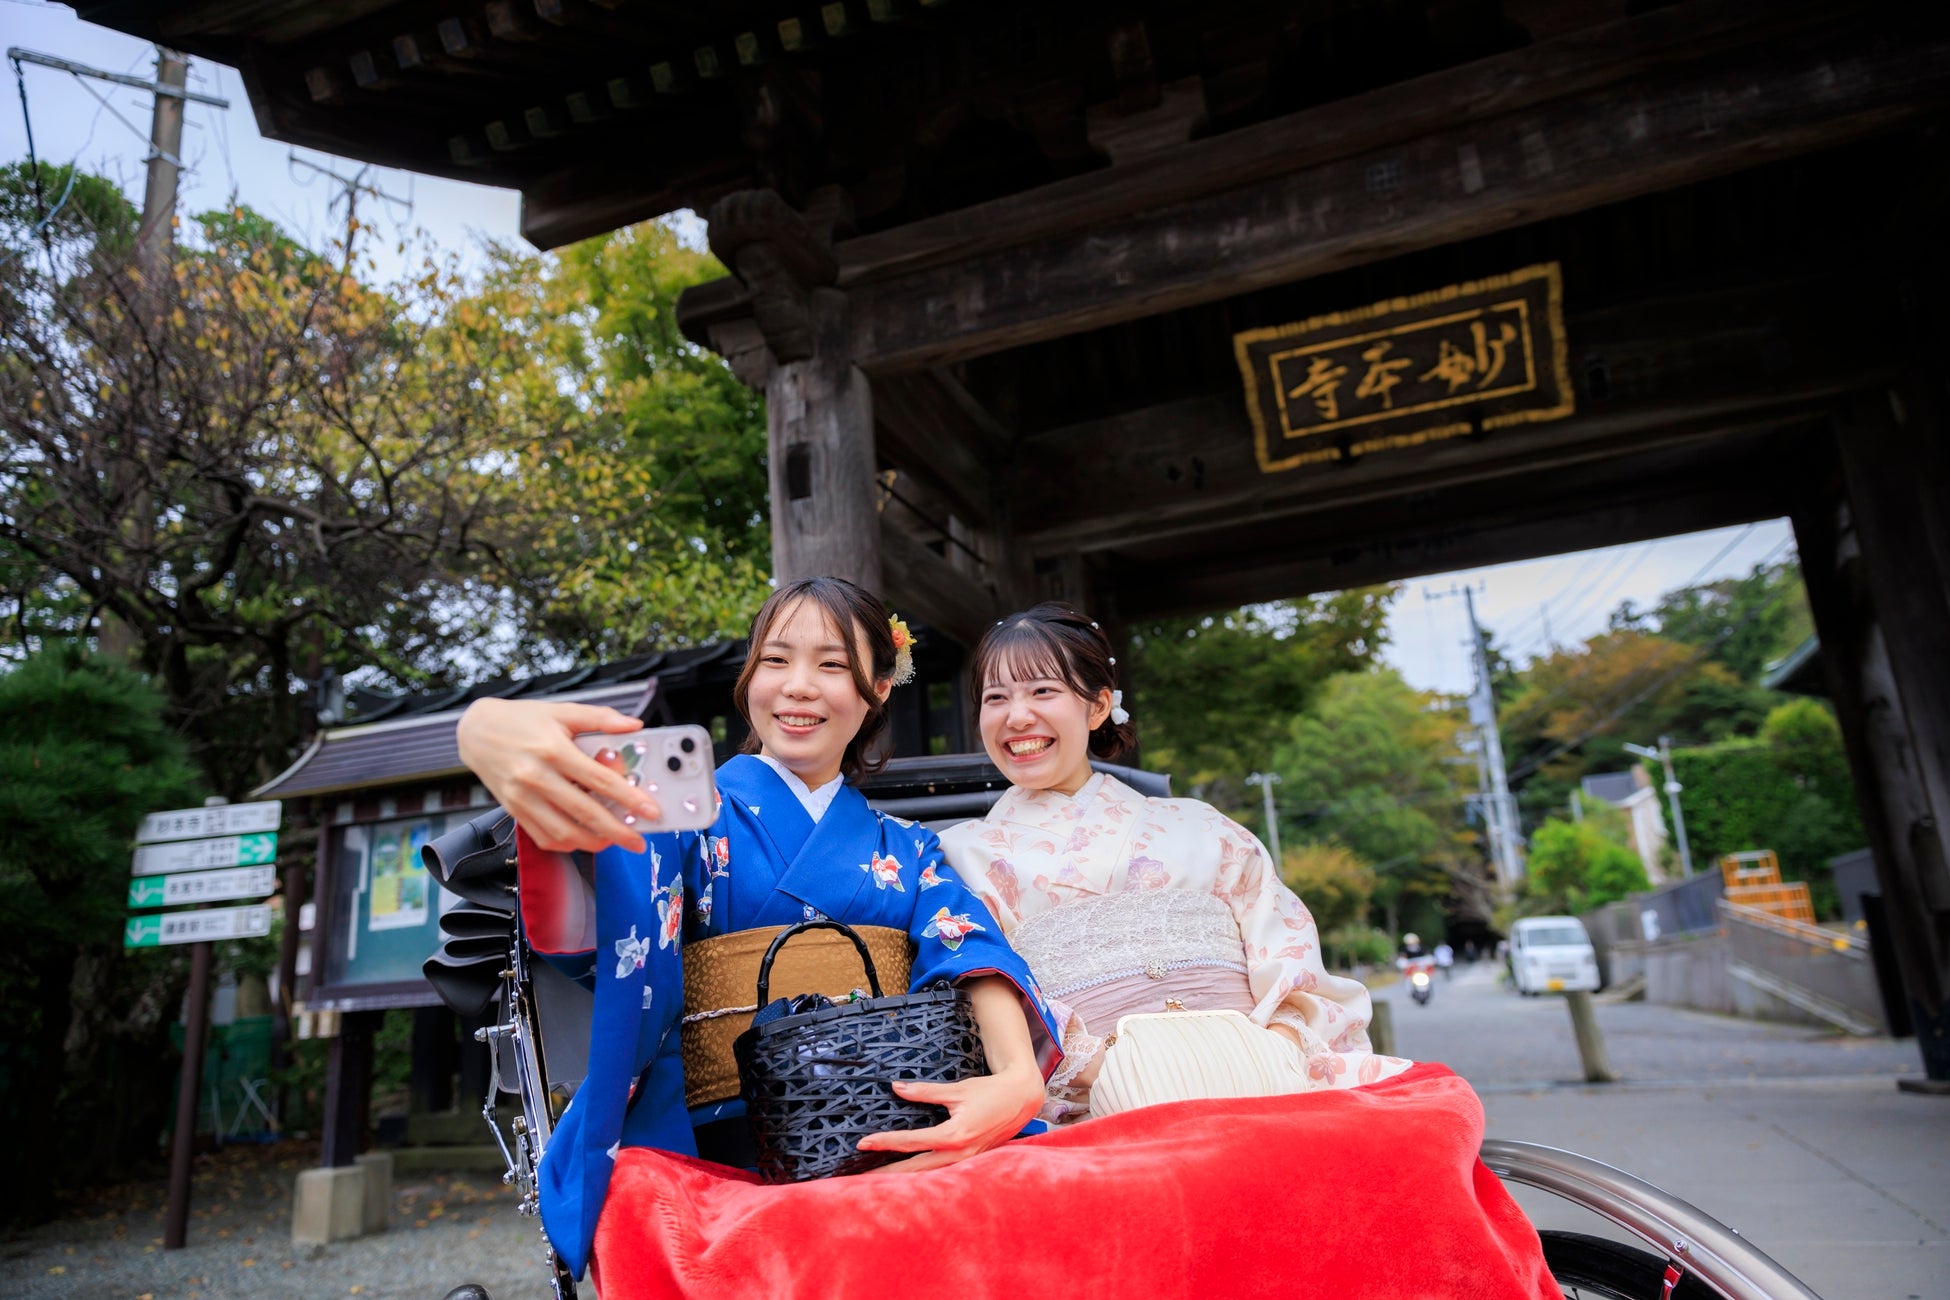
[128,865,277,910]
[136,801,281,845]
[123,904,272,949]
[132,832,278,877]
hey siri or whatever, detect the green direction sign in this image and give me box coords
[123,904,271,949]
[131,831,278,877]
[128,865,277,910]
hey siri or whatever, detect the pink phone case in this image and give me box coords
[572,725,718,833]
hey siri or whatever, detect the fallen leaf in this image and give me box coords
[242,1258,256,1268]
[46,1266,65,1275]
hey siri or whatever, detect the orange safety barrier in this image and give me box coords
[1718,851,1816,923]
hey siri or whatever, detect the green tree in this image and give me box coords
[1619,559,1813,684]
[1501,630,1775,831]
[1521,817,1649,914]
[2,169,772,790]
[475,223,772,659]
[1670,699,1865,915]
[1272,670,1486,933]
[1280,842,1376,938]
[1126,591,1394,808]
[0,647,203,1219]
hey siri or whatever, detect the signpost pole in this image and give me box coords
[163,930,212,1249]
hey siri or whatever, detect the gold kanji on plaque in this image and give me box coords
[1234,262,1574,473]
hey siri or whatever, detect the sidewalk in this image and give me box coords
[1484,1077,1949,1300]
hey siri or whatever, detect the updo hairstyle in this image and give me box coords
[969,602,1135,761]
[732,576,899,780]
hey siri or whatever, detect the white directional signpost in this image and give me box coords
[130,799,282,1250]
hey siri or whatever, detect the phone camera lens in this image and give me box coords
[666,755,682,773]
[679,736,697,754]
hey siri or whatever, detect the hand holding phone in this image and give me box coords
[573,725,718,833]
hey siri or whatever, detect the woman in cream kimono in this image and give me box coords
[940,603,1412,1122]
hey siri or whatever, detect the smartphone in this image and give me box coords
[572,724,719,833]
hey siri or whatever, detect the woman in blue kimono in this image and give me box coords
[456,577,1060,1280]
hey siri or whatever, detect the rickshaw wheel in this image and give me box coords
[1539,1230,1715,1298]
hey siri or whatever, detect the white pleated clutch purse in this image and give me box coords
[1088,1009,1317,1119]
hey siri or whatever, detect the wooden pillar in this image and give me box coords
[320,1010,378,1167]
[766,290,881,588]
[1794,387,1950,1083]
[706,190,880,590]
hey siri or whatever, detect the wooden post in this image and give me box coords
[320,1011,376,1167]
[1795,388,1950,1085]
[1564,990,1619,1083]
[766,289,880,588]
[162,934,213,1249]
[1367,999,1395,1060]
[705,189,880,590]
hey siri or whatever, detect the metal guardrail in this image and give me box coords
[1482,1139,1823,1300]
[1718,900,1865,954]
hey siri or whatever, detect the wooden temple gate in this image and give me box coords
[80,0,1950,1086]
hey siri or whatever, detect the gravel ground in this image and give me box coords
[2,1141,558,1300]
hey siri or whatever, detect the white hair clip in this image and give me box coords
[1109,690,1130,725]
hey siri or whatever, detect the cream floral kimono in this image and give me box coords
[940,772,1411,1119]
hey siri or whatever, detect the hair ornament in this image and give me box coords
[1108,690,1131,726]
[1090,621,1100,629]
[888,614,917,686]
[1108,656,1117,666]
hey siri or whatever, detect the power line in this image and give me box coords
[1500,525,1771,728]
[1505,533,1796,783]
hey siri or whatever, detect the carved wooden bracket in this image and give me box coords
[705,189,840,363]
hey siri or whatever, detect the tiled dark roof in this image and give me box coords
[255,644,744,799]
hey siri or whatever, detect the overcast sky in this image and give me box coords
[1380,520,1799,695]
[5,6,1804,682]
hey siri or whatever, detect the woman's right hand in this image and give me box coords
[455,698,661,853]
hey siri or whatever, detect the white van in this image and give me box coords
[1508,916,1601,995]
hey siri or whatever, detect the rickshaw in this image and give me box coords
[421,758,1823,1300]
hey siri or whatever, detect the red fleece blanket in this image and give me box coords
[590,1062,1557,1300]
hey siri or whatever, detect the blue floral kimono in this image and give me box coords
[514,754,1061,1277]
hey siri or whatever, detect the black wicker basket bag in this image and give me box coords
[732,919,987,1184]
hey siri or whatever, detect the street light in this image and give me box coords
[1624,737,1694,877]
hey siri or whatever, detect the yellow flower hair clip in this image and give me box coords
[888,615,917,686]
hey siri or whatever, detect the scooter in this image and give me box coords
[1404,958,1435,1006]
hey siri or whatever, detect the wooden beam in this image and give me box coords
[839,14,1950,372]
[1010,277,1897,554]
[871,371,1004,527]
[834,0,1837,285]
[1108,437,1798,617]
[878,515,1003,650]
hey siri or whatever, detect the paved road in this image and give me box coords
[1379,963,1948,1299]
[1373,961,1923,1089]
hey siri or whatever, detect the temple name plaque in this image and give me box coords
[1234,262,1574,473]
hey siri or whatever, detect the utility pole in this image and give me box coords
[1246,771,1282,866]
[1428,584,1525,887]
[8,47,228,659]
[1625,737,1695,876]
[135,49,188,285]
